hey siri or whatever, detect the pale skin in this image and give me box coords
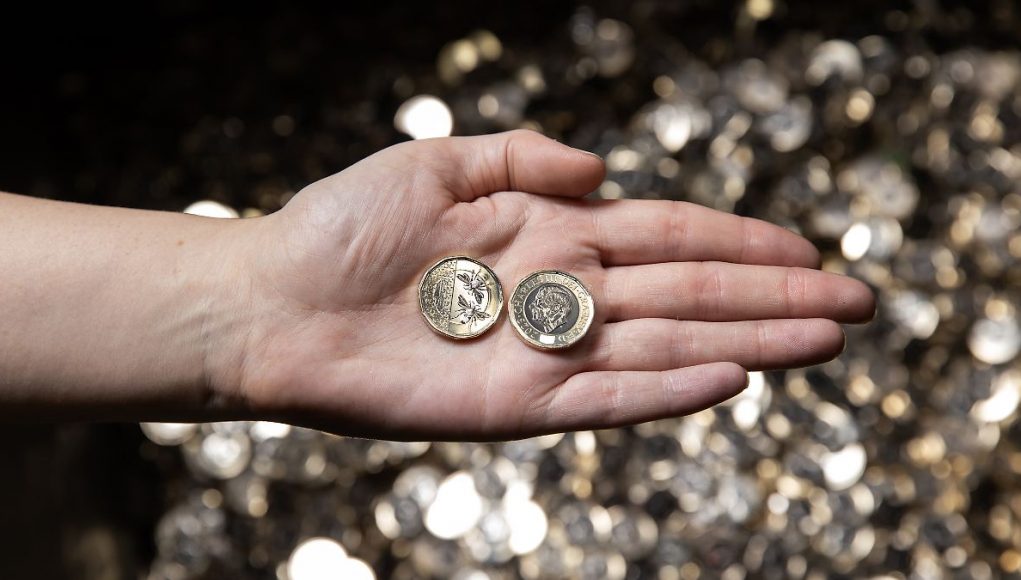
[0,130,875,441]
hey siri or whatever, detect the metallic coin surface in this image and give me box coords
[419,256,503,339]
[509,270,595,349]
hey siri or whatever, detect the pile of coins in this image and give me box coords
[141,2,1021,579]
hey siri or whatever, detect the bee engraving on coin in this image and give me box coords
[458,271,487,305]
[419,256,503,339]
[454,294,490,327]
[510,270,594,349]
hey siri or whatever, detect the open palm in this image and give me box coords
[227,130,873,441]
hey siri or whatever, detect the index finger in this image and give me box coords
[589,199,821,268]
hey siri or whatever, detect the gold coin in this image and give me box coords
[509,270,595,349]
[419,256,503,339]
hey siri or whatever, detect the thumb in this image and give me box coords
[415,129,606,201]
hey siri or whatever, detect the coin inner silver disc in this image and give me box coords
[524,283,580,335]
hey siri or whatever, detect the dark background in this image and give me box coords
[4,1,1017,210]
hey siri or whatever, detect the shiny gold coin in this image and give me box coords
[509,270,595,349]
[419,256,503,339]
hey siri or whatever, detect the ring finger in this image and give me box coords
[599,262,875,323]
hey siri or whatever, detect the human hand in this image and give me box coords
[216,130,874,441]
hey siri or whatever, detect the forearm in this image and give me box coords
[0,192,249,421]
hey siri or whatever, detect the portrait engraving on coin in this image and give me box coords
[510,270,594,349]
[419,256,502,339]
[524,283,580,334]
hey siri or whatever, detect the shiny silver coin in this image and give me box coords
[419,256,503,339]
[509,270,595,349]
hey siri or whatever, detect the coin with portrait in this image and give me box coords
[509,270,594,349]
[418,256,503,339]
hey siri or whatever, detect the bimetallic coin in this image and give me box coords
[510,270,595,349]
[419,256,503,339]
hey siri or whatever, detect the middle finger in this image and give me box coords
[599,262,875,323]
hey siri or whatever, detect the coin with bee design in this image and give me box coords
[509,270,595,349]
[419,256,503,339]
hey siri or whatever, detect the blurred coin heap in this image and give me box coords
[143,2,1021,579]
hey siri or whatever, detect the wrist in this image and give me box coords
[188,215,264,418]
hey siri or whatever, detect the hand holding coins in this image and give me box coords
[224,129,874,440]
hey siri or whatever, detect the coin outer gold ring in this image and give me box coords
[418,255,504,340]
[509,270,595,350]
